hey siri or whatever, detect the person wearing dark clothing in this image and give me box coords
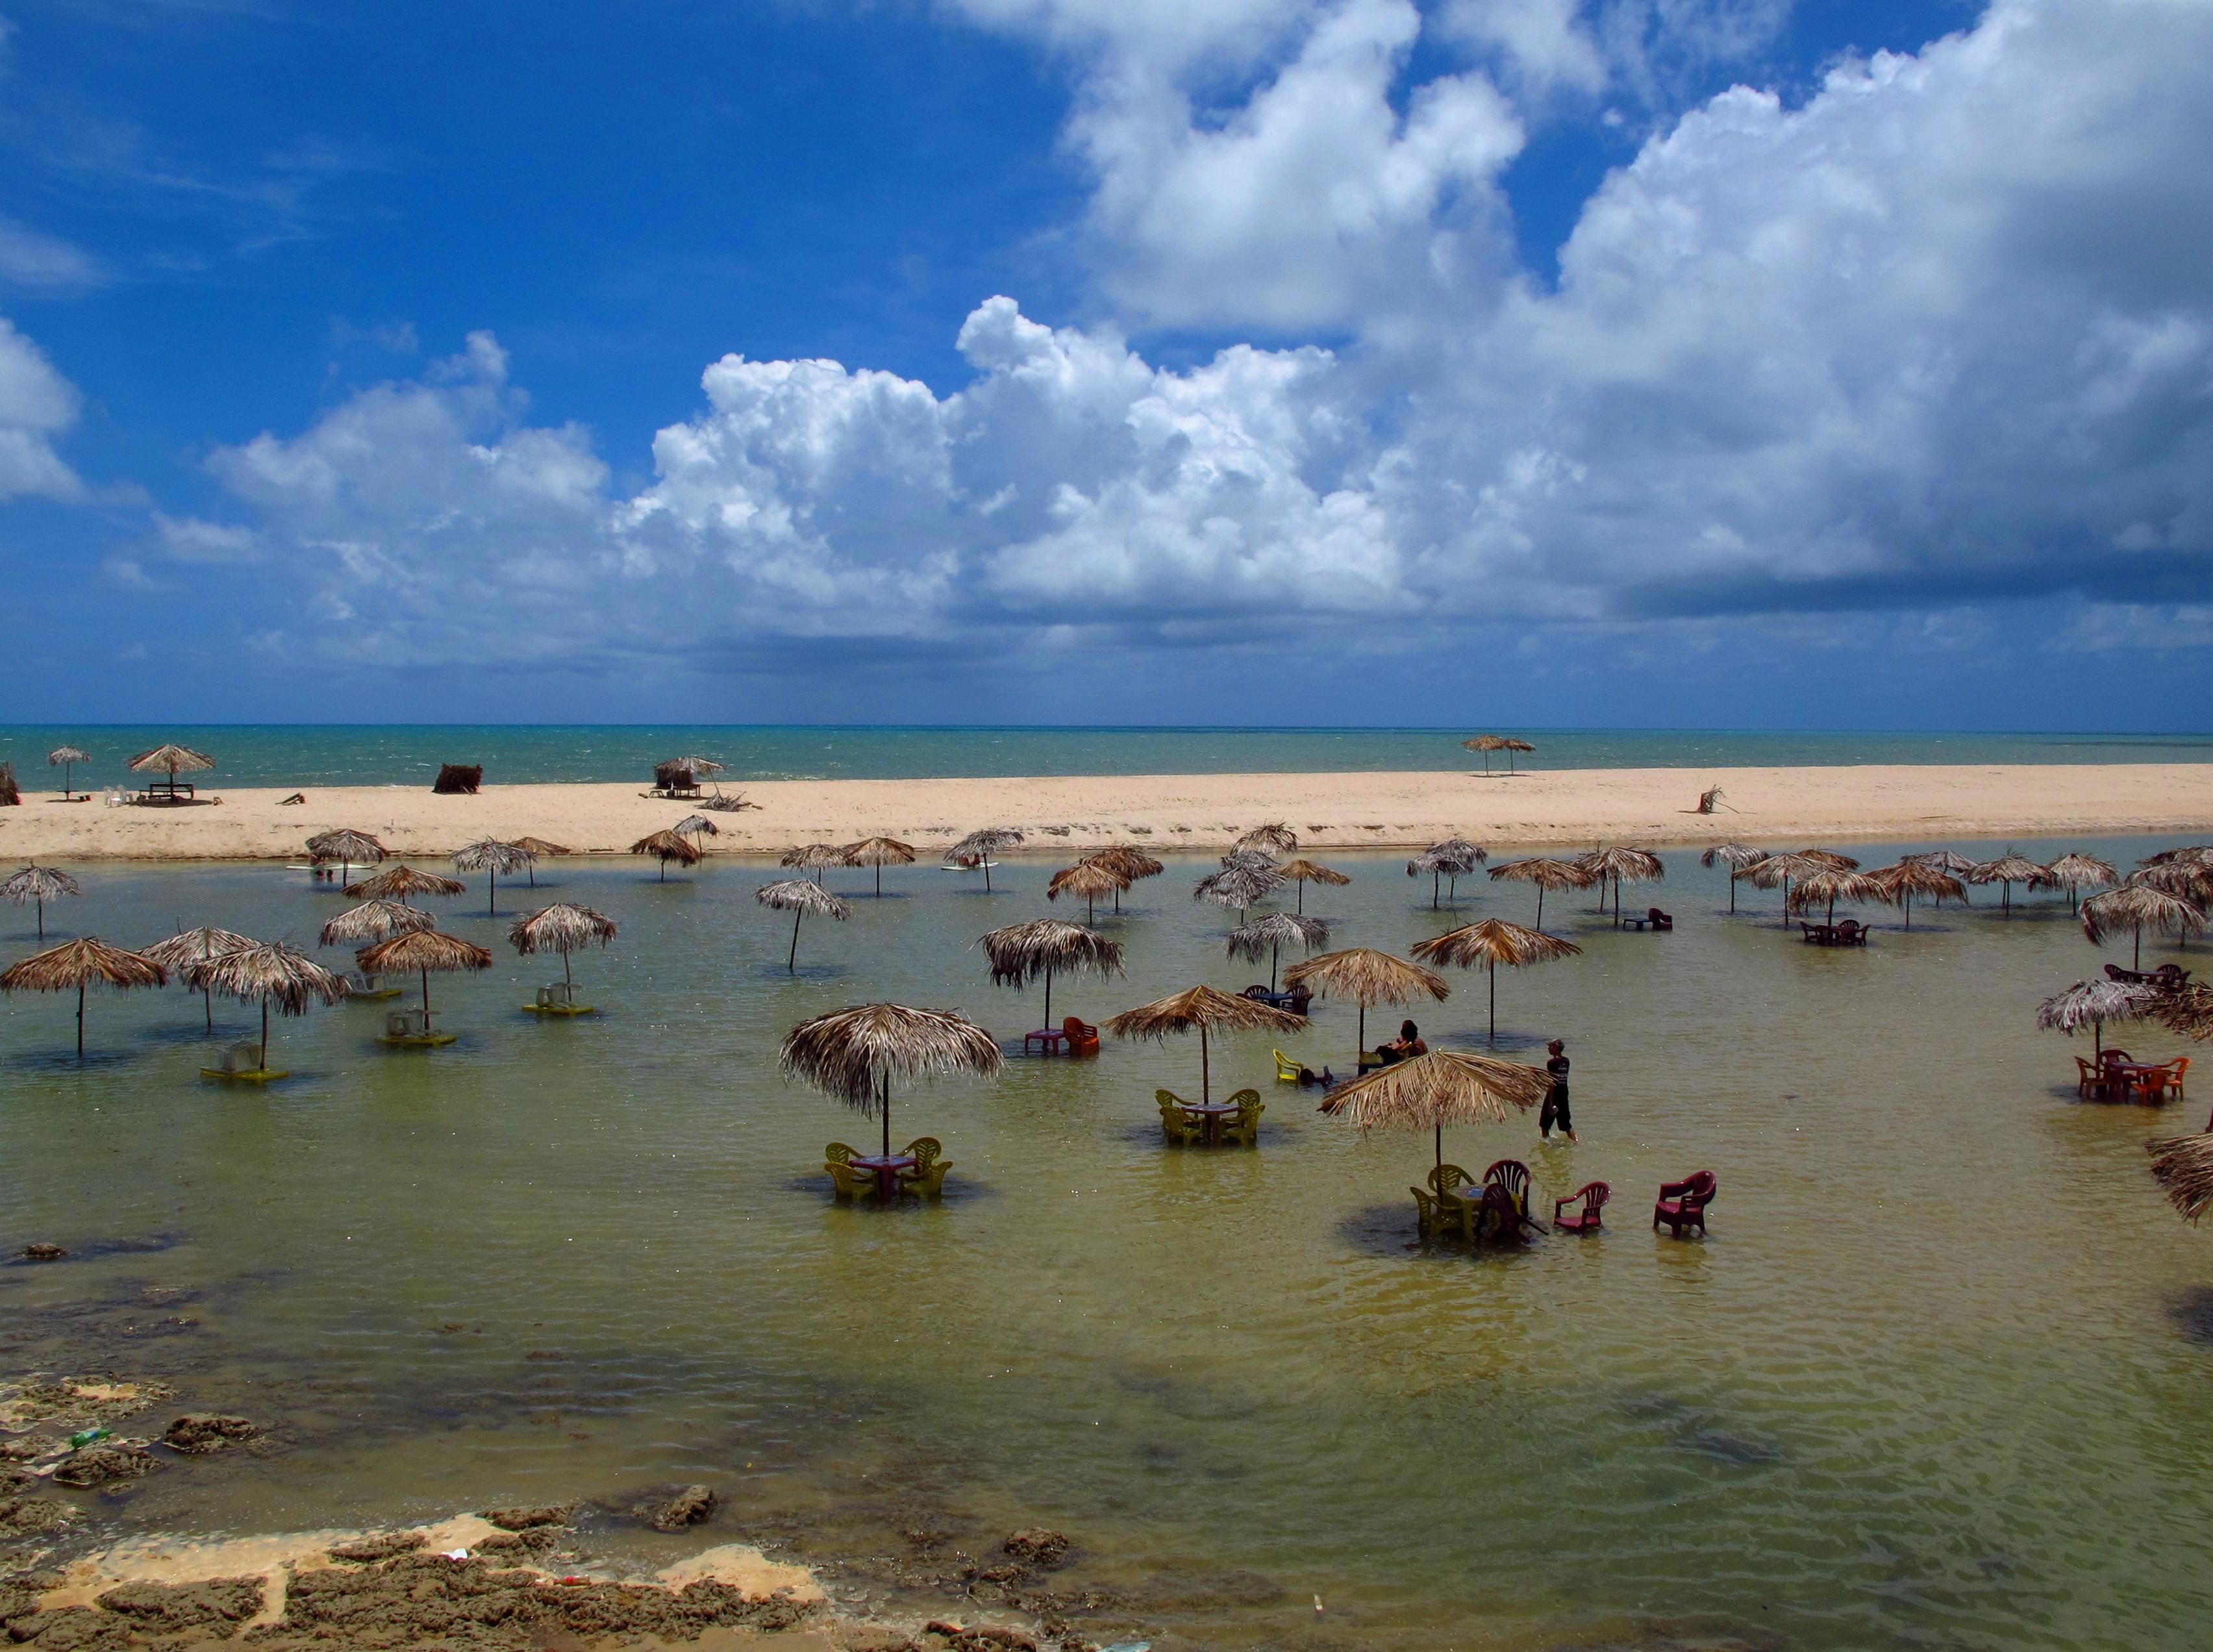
[1375,1019,1427,1067]
[1540,1038,1576,1142]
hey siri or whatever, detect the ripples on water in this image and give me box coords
[3,840,2212,1650]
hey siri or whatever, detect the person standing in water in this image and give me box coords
[1540,1038,1577,1142]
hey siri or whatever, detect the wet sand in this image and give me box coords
[5,762,2210,861]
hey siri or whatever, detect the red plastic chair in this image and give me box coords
[1061,1016,1100,1057]
[1653,1171,1716,1237]
[1553,1181,1610,1233]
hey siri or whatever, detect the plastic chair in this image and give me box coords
[1061,1016,1100,1056]
[1223,1089,1264,1146]
[1157,1090,1201,1146]
[1481,1159,1541,1236]
[1412,1164,1478,1239]
[899,1137,952,1197]
[1553,1181,1610,1233]
[1648,908,1673,931]
[825,1161,877,1201]
[2168,1055,2190,1099]
[825,1142,862,1166]
[1654,1171,1717,1237]
[1275,1049,1303,1083]
[2075,1057,2107,1099]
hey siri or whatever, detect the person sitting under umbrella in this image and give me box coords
[1375,1020,1427,1066]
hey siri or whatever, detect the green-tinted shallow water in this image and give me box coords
[4,842,2211,1650]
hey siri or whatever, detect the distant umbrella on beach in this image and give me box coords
[1286,947,1448,1076]
[1048,860,1127,923]
[1277,858,1349,915]
[2036,977,2156,1059]
[3,864,81,940]
[2083,880,2206,969]
[307,829,386,885]
[1,936,166,1059]
[1081,845,1162,913]
[143,925,256,1032]
[509,903,618,996]
[1195,862,1284,923]
[1407,839,1485,909]
[981,917,1125,1027]
[453,838,536,917]
[948,828,1024,893]
[673,814,721,843]
[1966,852,2053,916]
[781,1002,1001,1161]
[781,843,846,886]
[1867,860,1968,929]
[127,743,214,803]
[1414,918,1579,1044]
[2043,853,2116,914]
[356,928,493,1022]
[1486,857,1595,931]
[510,836,571,886]
[1461,734,1534,775]
[1107,984,1304,1107]
[1700,843,1768,914]
[1227,911,1329,992]
[757,879,851,973]
[47,745,89,800]
[186,942,347,1072]
[1908,849,1977,876]
[842,836,917,897]
[346,864,466,904]
[631,830,703,882]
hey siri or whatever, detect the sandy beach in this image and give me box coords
[1,764,2209,862]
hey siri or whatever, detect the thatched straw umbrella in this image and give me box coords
[757,879,851,972]
[1047,860,1128,923]
[981,918,1125,1027]
[1576,845,1664,925]
[1486,857,1594,931]
[843,836,917,897]
[453,838,535,917]
[319,899,432,948]
[1700,843,1767,914]
[1407,839,1485,909]
[2044,852,2117,914]
[1238,823,1298,852]
[1082,845,1163,913]
[346,864,467,903]
[2147,1133,2213,1221]
[307,829,386,885]
[3,864,81,940]
[1277,858,1349,915]
[355,928,492,1020]
[1285,947,1449,1074]
[665,755,726,776]
[1735,850,1851,929]
[2083,881,2207,968]
[780,843,845,886]
[1106,984,1304,1107]
[673,814,721,843]
[781,1002,1001,1160]
[1413,918,1581,1044]
[2149,982,2213,1043]
[1319,1047,1550,1179]
[510,836,571,886]
[187,942,346,1070]
[127,743,214,803]
[1462,735,1535,775]
[47,745,89,801]
[2131,858,2213,907]
[2036,977,2155,1059]
[631,829,703,881]
[509,902,618,994]
[2141,845,2213,870]
[1194,862,1284,922]
[1221,845,1281,873]
[1786,866,1889,926]
[1966,852,2052,916]
[143,925,256,1032]
[1227,912,1329,992]
[1,937,166,1058]
[948,828,1023,893]
[1908,849,1977,875]
[1867,860,1968,929]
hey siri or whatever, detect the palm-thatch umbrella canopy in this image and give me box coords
[1221,845,1281,873]
[1,937,166,1058]
[1238,823,1298,852]
[842,836,917,897]
[1106,984,1305,1107]
[1047,860,1129,923]
[663,755,727,777]
[143,925,256,1032]
[1412,918,1581,1044]
[1462,734,1535,775]
[2083,880,2207,969]
[781,1002,1001,1160]
[948,828,1023,893]
[1965,852,2052,916]
[757,879,852,972]
[1784,865,1890,925]
[319,899,433,949]
[510,836,571,886]
[453,838,535,917]
[355,929,492,1018]
[1908,849,1978,876]
[673,814,721,842]
[307,829,386,884]
[1277,857,1349,914]
[2130,858,2213,905]
[509,902,618,992]
[2036,977,2157,1058]
[1227,911,1329,992]
[2044,852,2117,914]
[1700,842,1767,914]
[1866,860,1968,929]
[47,745,90,800]
[2149,981,2213,1042]
[2147,1133,2213,1222]
[631,829,703,881]
[345,864,466,903]
[1406,838,1485,909]
[127,743,215,803]
[187,942,346,1068]
[1735,850,1851,929]
[1194,862,1285,922]
[3,864,81,940]
[1576,845,1664,925]
[1285,947,1449,1073]
[1319,1047,1551,1177]
[1087,845,1164,881]
[2142,845,2213,870]
[1485,857,1593,930]
[981,917,1125,1027]
[781,842,845,885]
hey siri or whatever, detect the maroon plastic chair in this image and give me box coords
[1648,908,1673,932]
[1653,1171,1716,1237]
[1553,1181,1610,1233]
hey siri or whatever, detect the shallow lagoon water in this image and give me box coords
[3,841,2211,1650]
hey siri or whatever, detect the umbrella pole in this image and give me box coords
[1536,887,1544,930]
[1432,870,1440,910]
[488,870,496,918]
[421,968,432,1016]
[881,1073,892,1159]
[563,947,574,990]
[2094,1017,2103,1059]
[1729,875,1735,916]
[1043,966,1053,1028]
[1781,875,1790,929]
[261,997,269,1065]
[1270,941,1280,993]
[204,984,214,1032]
[1488,966,1497,1045]
[877,864,883,897]
[1357,1005,1366,1074]
[77,981,85,1060]
[789,910,803,973]
[2135,928,2142,970]
[984,860,994,894]
[1200,1023,1210,1107]
[1436,1121,1444,1175]
[38,895,45,940]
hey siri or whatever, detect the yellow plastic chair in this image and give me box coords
[899,1137,953,1197]
[826,1161,877,1201]
[1157,1089,1201,1146]
[1411,1164,1477,1239]
[825,1142,862,1166]
[1223,1088,1264,1146]
[1274,1049,1302,1083]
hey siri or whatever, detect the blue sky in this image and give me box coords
[3,0,2207,727]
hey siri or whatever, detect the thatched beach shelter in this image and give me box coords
[186,942,347,1075]
[2083,881,2206,969]
[1277,858,1349,914]
[2037,977,2156,1058]
[631,829,703,881]
[3,864,81,940]
[127,743,214,803]
[843,836,917,897]
[1285,947,1449,1074]
[1966,853,2052,916]
[1486,857,1594,931]
[673,814,720,843]
[1786,866,1888,925]
[2045,852,2118,914]
[1413,918,1580,1044]
[1221,845,1281,873]
[1576,845,1664,925]
[2147,1133,2213,1222]
[781,1002,1001,1161]
[757,879,851,972]
[1700,843,1767,914]
[346,864,467,903]
[1194,862,1284,922]
[1,937,166,1058]
[510,836,571,886]
[510,902,617,1007]
[781,843,845,885]
[2131,858,2213,905]
[1238,823,1299,852]
[1407,838,1485,909]
[1736,850,1853,929]
[1908,849,1977,876]
[1319,1047,1550,1177]
[453,838,535,916]
[1081,845,1162,913]
[319,899,433,948]
[1047,860,1127,923]
[1227,911,1329,992]
[1107,984,1304,1107]
[981,918,1125,1027]
[948,828,1023,893]
[1461,734,1534,775]
[143,925,256,1032]
[47,745,90,801]
[355,928,493,1023]
[1868,860,1968,929]
[307,829,386,884]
